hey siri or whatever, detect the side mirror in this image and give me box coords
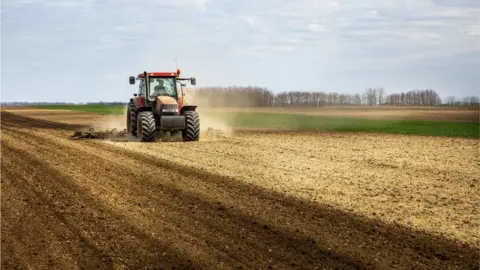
[129,76,136,85]
[191,77,196,85]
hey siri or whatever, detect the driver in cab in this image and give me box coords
[152,79,168,95]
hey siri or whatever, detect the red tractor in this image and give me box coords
[127,69,200,142]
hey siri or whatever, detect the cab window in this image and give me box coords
[138,79,146,96]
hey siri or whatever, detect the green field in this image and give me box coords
[40,105,126,115]
[38,105,479,139]
[211,112,479,139]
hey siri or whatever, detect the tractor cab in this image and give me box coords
[150,77,177,99]
[130,70,196,108]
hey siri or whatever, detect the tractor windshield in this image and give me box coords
[149,77,177,99]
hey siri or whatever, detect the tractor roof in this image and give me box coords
[137,71,180,79]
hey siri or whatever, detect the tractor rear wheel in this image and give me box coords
[137,111,156,142]
[182,111,200,141]
[127,102,137,136]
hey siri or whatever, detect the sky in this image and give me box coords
[1,0,479,102]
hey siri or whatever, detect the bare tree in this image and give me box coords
[462,96,480,107]
[445,96,456,106]
[364,88,378,106]
[377,88,385,105]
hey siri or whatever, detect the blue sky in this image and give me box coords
[1,0,479,102]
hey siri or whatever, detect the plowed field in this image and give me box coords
[1,108,479,269]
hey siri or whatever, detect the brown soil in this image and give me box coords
[106,130,480,246]
[1,109,479,269]
[0,108,125,128]
[205,107,480,122]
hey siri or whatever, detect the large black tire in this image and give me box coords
[182,111,200,141]
[137,111,156,142]
[127,102,137,136]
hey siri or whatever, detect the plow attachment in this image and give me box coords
[70,127,228,141]
[70,128,127,140]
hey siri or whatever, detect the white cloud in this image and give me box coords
[307,23,322,32]
[307,20,327,32]
[465,20,480,37]
[329,0,340,8]
[2,0,40,8]
[273,46,295,52]
[161,0,212,12]
[239,15,255,27]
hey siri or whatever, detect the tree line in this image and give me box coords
[187,86,479,108]
[4,87,477,108]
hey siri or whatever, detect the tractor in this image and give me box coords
[127,69,200,142]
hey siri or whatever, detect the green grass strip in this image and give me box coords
[205,111,479,139]
[39,105,125,115]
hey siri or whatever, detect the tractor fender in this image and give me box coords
[180,105,197,115]
[130,96,145,110]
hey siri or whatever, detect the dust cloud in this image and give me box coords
[183,87,236,139]
[87,106,128,132]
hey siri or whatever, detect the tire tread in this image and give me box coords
[138,111,156,142]
[183,111,200,141]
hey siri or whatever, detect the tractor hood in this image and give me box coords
[156,96,179,115]
[157,96,177,105]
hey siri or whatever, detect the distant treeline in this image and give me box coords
[3,87,479,108]
[188,86,480,107]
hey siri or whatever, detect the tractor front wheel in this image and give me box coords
[127,102,137,137]
[137,111,156,142]
[182,111,200,141]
